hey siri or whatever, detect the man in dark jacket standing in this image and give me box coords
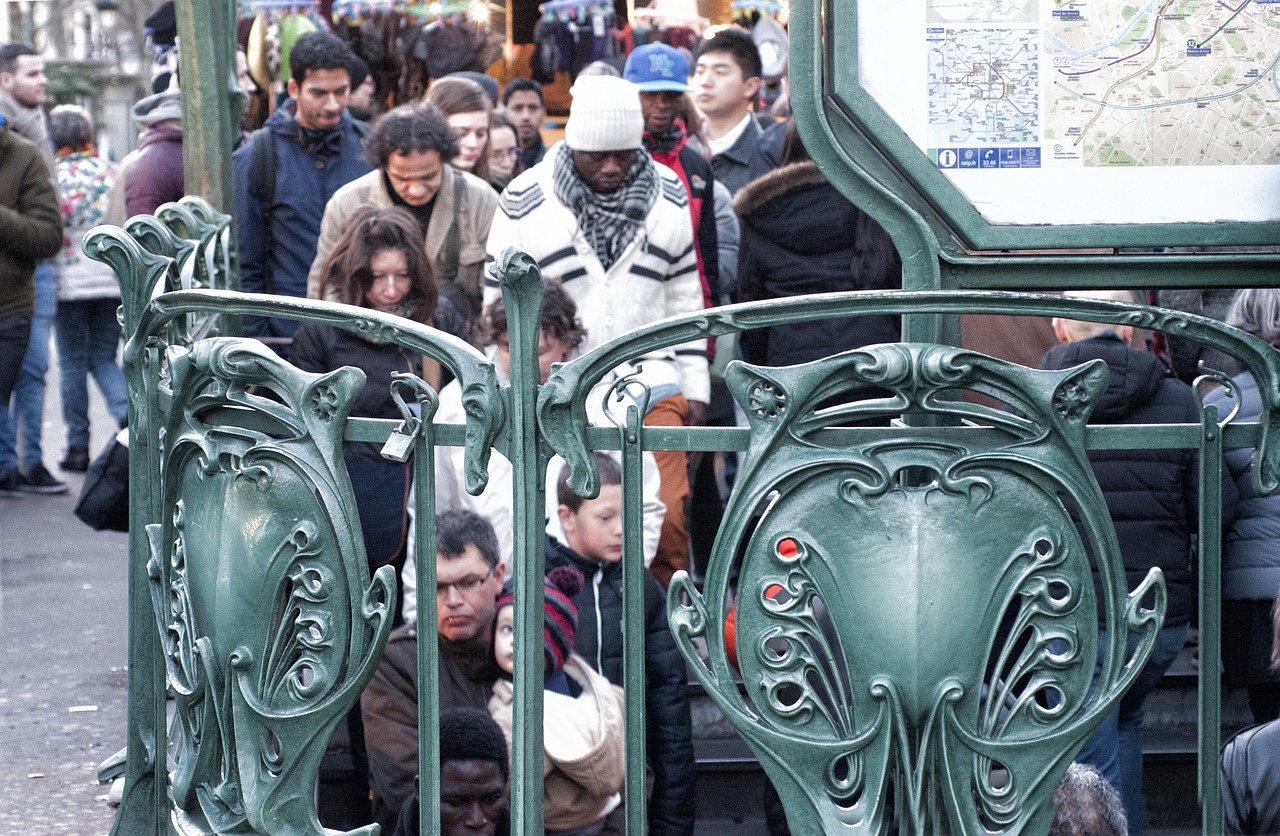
[233,32,371,344]
[123,90,184,217]
[625,43,720,312]
[1038,290,1237,836]
[0,115,62,494]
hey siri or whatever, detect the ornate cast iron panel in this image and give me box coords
[669,343,1159,834]
[148,338,394,836]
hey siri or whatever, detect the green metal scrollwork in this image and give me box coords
[146,338,393,835]
[83,225,180,339]
[668,343,1165,834]
[541,290,1280,498]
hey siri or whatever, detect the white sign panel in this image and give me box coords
[857,0,1280,225]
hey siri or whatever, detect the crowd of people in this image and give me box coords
[4,16,1279,836]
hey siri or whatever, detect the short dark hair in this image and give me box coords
[502,76,544,106]
[436,509,501,570]
[288,32,354,85]
[49,105,94,151]
[349,54,370,91]
[483,278,585,350]
[696,28,763,81]
[557,452,622,512]
[0,42,38,76]
[365,102,459,168]
[439,707,509,779]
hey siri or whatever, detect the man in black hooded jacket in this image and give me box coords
[1039,289,1237,836]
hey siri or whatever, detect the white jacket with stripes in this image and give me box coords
[485,144,711,405]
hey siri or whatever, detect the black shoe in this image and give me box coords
[17,463,69,494]
[60,447,90,473]
[0,470,20,497]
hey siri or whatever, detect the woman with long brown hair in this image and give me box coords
[425,75,493,181]
[293,205,467,570]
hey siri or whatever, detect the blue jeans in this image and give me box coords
[1076,622,1189,836]
[55,297,128,450]
[0,261,55,472]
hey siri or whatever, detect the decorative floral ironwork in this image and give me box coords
[749,380,788,419]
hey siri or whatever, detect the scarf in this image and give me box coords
[0,86,54,176]
[552,142,658,271]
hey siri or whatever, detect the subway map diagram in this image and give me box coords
[927,26,1041,145]
[1044,0,1280,166]
[927,0,1038,24]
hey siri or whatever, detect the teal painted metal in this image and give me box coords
[90,195,1280,836]
[668,342,1161,834]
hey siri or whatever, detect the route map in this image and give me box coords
[1044,0,1280,166]
[928,27,1040,146]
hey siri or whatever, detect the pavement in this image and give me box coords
[0,343,128,835]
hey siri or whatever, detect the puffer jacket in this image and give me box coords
[1221,718,1280,835]
[734,160,901,367]
[544,536,695,836]
[125,123,184,217]
[0,123,62,321]
[1207,372,1280,601]
[1039,332,1238,625]
[488,653,626,831]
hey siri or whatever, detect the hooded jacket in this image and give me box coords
[488,653,626,830]
[1039,332,1237,624]
[124,122,184,218]
[544,535,695,836]
[0,122,62,320]
[233,102,372,338]
[1207,371,1280,600]
[734,160,901,366]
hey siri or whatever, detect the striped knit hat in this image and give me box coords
[495,565,583,678]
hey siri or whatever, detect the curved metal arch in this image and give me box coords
[128,289,506,497]
[541,290,1280,498]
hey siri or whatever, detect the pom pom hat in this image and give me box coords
[495,565,583,678]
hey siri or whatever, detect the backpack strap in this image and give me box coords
[248,129,277,295]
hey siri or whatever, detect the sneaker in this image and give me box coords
[60,447,90,473]
[0,470,19,497]
[17,463,68,494]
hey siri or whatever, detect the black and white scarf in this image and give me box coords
[552,142,658,271]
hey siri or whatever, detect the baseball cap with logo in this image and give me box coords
[623,43,693,93]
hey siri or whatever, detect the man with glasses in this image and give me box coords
[484,74,710,589]
[362,510,506,834]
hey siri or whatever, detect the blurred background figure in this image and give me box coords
[486,109,521,191]
[48,104,128,473]
[426,75,492,182]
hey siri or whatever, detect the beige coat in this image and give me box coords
[307,165,498,316]
[488,653,626,831]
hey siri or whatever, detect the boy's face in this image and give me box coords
[558,484,624,563]
[492,605,515,675]
[692,50,760,121]
[495,328,575,385]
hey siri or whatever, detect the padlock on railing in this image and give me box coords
[380,373,433,463]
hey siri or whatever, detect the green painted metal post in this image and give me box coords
[1199,395,1225,833]
[174,0,242,215]
[499,251,550,832]
[622,403,648,834]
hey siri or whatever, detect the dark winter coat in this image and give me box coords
[125,123,184,217]
[646,125,720,306]
[1039,332,1237,625]
[0,124,61,321]
[361,624,500,834]
[733,161,901,367]
[232,103,372,339]
[544,536,695,836]
[1207,372,1280,601]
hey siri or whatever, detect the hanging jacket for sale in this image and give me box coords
[531,18,561,83]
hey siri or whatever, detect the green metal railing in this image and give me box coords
[90,199,1280,833]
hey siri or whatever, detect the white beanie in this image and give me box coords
[564,76,644,152]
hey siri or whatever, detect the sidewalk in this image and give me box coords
[0,337,128,835]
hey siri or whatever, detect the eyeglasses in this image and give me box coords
[436,567,493,598]
[491,147,520,161]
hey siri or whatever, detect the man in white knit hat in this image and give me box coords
[485,74,710,593]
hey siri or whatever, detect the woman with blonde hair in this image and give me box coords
[425,75,492,181]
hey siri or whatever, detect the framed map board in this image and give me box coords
[856,0,1280,226]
